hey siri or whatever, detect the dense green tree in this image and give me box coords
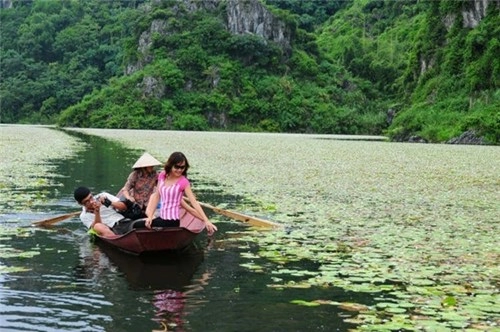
[0,0,498,143]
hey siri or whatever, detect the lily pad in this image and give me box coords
[290,300,321,307]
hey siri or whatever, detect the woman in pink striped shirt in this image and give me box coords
[145,152,217,235]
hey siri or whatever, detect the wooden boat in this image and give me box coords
[96,208,206,255]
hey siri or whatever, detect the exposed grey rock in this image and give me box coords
[207,111,228,128]
[386,108,396,125]
[226,0,292,54]
[178,0,219,12]
[447,130,485,145]
[420,57,436,76]
[138,76,165,99]
[443,14,457,31]
[1,0,13,9]
[408,136,427,143]
[126,0,293,75]
[126,19,168,75]
[462,0,488,28]
[462,0,499,28]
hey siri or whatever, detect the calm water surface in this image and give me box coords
[0,131,369,331]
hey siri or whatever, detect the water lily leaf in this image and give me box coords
[397,302,416,308]
[312,299,340,305]
[375,302,398,308]
[415,320,452,331]
[239,263,263,271]
[441,296,457,307]
[284,282,311,289]
[17,250,40,258]
[240,252,259,259]
[440,312,470,321]
[338,302,370,312]
[384,307,407,314]
[290,300,321,307]
[409,278,436,286]
[0,248,39,259]
[417,308,438,316]
[0,265,31,274]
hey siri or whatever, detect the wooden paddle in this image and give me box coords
[185,198,281,228]
[32,211,80,227]
[32,200,281,228]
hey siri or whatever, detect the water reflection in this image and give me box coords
[77,238,209,331]
[95,244,204,291]
[57,129,139,196]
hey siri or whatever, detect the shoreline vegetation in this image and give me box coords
[1,124,499,330]
[2,1,498,145]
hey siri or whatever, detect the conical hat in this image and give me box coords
[132,152,162,169]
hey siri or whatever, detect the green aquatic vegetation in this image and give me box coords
[0,247,38,274]
[239,262,264,272]
[2,126,498,331]
[271,268,317,277]
[47,284,78,290]
[290,299,321,307]
[0,249,40,259]
[0,224,42,274]
[0,125,83,213]
[441,296,457,307]
[0,265,31,273]
[268,280,312,289]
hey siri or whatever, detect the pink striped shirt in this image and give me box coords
[158,173,189,220]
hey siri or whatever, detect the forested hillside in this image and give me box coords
[1,0,498,143]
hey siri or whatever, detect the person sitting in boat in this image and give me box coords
[144,152,218,235]
[74,186,134,237]
[118,152,162,220]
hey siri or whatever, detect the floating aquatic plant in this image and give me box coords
[1,126,498,331]
[0,125,83,213]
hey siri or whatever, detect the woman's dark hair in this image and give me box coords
[164,152,189,176]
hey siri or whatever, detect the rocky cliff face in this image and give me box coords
[0,0,12,9]
[225,0,292,53]
[125,18,167,75]
[462,0,498,28]
[126,0,292,75]
[444,0,498,31]
[421,0,498,78]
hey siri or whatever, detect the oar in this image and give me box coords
[32,201,280,228]
[187,199,281,228]
[32,211,80,227]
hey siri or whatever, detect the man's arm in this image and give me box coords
[99,193,127,211]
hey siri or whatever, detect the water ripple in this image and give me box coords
[0,287,112,331]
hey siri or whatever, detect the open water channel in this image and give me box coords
[0,130,370,331]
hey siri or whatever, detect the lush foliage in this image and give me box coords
[316,0,499,143]
[0,0,144,123]
[1,0,498,143]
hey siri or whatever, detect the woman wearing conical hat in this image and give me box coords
[119,152,162,217]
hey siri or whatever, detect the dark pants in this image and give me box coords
[111,218,135,235]
[132,217,180,228]
[119,198,146,220]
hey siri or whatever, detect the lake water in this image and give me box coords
[0,131,366,331]
[1,127,498,332]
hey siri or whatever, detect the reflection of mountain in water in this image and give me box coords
[98,243,204,291]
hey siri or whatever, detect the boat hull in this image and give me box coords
[96,208,206,255]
